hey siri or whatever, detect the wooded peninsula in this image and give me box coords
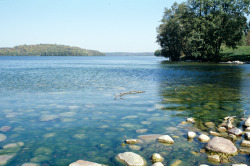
[0,44,105,56]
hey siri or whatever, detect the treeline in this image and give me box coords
[156,0,249,62]
[0,44,105,56]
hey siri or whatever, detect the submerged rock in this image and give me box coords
[209,131,221,136]
[207,154,220,163]
[228,127,242,136]
[69,160,105,166]
[117,152,145,166]
[136,129,148,134]
[205,122,215,128]
[151,153,164,163]
[170,159,182,166]
[39,115,59,122]
[125,139,142,144]
[152,162,164,166]
[129,145,141,151]
[205,137,237,154]
[0,155,15,165]
[3,142,24,149]
[138,134,162,143]
[0,134,7,142]
[187,131,196,139]
[157,135,174,144]
[21,163,40,166]
[198,134,210,143]
[0,126,11,132]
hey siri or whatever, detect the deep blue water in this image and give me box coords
[0,56,249,166]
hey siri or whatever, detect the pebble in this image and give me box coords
[157,135,174,144]
[205,122,215,128]
[151,153,164,163]
[186,118,195,123]
[125,139,142,144]
[198,134,210,143]
[209,131,221,136]
[217,127,227,132]
[152,162,164,166]
[207,155,220,163]
[187,131,196,139]
[228,127,242,136]
[129,145,141,151]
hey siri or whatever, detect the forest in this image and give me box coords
[155,0,250,62]
[0,44,105,56]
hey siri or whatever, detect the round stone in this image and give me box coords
[117,152,145,166]
[157,135,174,144]
[198,134,210,143]
[205,137,237,154]
[187,131,196,139]
[151,153,164,163]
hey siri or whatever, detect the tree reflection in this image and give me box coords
[158,62,245,129]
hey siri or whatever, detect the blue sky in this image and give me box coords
[0,0,185,52]
[0,0,248,52]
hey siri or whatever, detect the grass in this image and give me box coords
[220,46,250,62]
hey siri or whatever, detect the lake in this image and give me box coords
[0,56,249,166]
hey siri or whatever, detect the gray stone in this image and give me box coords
[241,140,250,147]
[157,135,174,144]
[244,132,250,140]
[239,147,250,154]
[0,155,15,165]
[198,134,210,143]
[205,137,237,154]
[0,134,7,142]
[232,164,248,166]
[228,128,242,136]
[207,154,220,163]
[244,117,250,127]
[151,153,164,163]
[117,152,145,166]
[187,131,196,139]
[69,160,105,166]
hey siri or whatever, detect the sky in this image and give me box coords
[0,0,185,52]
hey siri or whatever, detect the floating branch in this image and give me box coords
[115,91,145,100]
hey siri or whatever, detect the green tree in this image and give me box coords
[156,0,249,61]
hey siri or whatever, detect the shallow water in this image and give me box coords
[0,56,249,166]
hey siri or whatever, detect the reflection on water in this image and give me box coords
[0,57,249,166]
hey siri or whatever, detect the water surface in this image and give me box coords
[0,56,249,166]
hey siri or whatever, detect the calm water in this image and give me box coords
[0,56,249,166]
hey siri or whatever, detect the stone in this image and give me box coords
[244,132,250,140]
[0,134,7,142]
[3,142,24,149]
[228,128,242,136]
[151,153,164,163]
[209,131,221,136]
[0,155,15,165]
[125,139,141,144]
[152,162,164,166]
[228,134,237,142]
[39,115,59,122]
[187,131,196,139]
[198,134,210,143]
[21,163,40,166]
[218,127,227,132]
[232,164,248,166]
[170,159,182,166]
[205,122,215,128]
[0,126,11,132]
[207,155,220,163]
[157,135,174,144]
[241,140,250,147]
[199,165,209,166]
[117,152,145,166]
[245,127,250,132]
[136,129,148,134]
[205,137,237,154]
[69,160,105,166]
[138,134,163,143]
[129,145,141,151]
[186,118,195,123]
[244,117,250,127]
[239,147,250,154]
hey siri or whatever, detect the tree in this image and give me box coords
[156,0,249,61]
